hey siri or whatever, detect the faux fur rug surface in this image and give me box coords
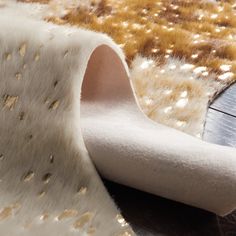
[1,1,236,235]
[0,3,134,236]
[20,0,236,137]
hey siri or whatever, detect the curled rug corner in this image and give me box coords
[81,44,236,217]
[0,10,134,236]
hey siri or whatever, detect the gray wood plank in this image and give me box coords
[203,108,236,147]
[210,83,236,117]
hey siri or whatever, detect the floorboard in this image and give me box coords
[203,108,236,147]
[210,83,236,117]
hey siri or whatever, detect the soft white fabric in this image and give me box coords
[1,5,236,236]
[81,46,236,217]
[0,8,134,236]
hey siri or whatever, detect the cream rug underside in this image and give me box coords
[1,1,236,235]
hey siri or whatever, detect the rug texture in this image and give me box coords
[1,1,236,235]
[0,3,134,235]
[19,0,236,137]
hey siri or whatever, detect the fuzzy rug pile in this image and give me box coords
[1,1,236,235]
[20,0,236,137]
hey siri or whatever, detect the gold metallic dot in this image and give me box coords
[77,186,87,195]
[64,50,69,57]
[73,212,94,229]
[5,53,11,61]
[23,171,35,182]
[15,73,22,80]
[116,214,128,227]
[39,213,49,221]
[19,43,26,57]
[57,209,78,221]
[42,173,52,184]
[3,95,18,110]
[49,100,60,110]
[38,190,46,198]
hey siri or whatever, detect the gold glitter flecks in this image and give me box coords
[3,95,18,110]
[38,190,46,198]
[77,186,87,195]
[5,53,12,61]
[116,214,128,227]
[42,173,52,184]
[73,212,94,229]
[39,213,49,221]
[15,73,22,80]
[57,209,78,221]
[49,100,60,110]
[19,43,27,57]
[23,170,35,182]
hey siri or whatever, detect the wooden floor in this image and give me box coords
[104,83,236,236]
